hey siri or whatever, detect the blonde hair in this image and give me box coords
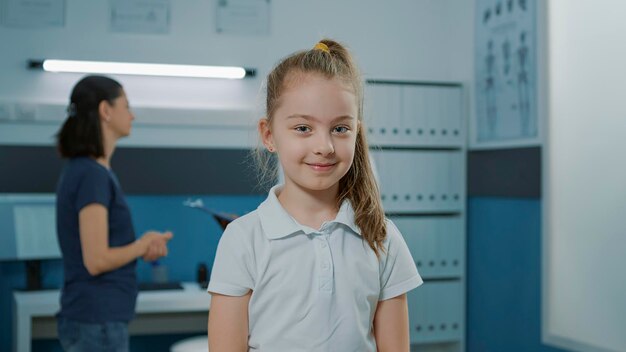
[255,39,386,256]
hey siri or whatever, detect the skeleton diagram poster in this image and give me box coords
[475,0,538,146]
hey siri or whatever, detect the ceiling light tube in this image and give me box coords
[28,59,256,79]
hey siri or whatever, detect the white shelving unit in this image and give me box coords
[365,80,466,352]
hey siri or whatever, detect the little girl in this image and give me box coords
[208,39,422,352]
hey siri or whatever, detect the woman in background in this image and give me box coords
[55,75,172,352]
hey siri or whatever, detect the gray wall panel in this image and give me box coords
[468,147,541,198]
[0,146,267,195]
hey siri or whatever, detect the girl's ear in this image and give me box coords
[98,100,111,123]
[258,118,275,152]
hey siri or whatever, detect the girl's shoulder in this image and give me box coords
[380,217,408,251]
[384,217,403,239]
[222,209,264,240]
[218,209,272,259]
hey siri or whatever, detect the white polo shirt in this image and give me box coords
[208,185,422,352]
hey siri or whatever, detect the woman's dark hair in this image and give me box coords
[56,75,123,158]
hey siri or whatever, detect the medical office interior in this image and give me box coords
[1,0,624,351]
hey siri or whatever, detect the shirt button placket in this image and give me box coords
[318,234,333,293]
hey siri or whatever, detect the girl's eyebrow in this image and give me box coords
[286,114,355,122]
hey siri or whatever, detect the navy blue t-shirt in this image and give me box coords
[56,157,138,323]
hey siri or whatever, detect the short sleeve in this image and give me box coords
[379,219,423,301]
[207,222,255,296]
[75,167,112,211]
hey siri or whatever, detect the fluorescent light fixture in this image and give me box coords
[28,59,255,79]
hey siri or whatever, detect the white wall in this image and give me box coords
[544,1,626,352]
[0,0,474,148]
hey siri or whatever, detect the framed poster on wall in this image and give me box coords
[472,0,541,149]
[1,0,65,28]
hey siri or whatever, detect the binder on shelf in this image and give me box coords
[363,85,378,143]
[445,87,464,145]
[402,85,421,146]
[366,84,402,145]
[407,282,428,342]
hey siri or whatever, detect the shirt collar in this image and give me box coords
[334,199,362,236]
[258,185,362,240]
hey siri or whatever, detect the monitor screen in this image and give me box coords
[0,194,61,261]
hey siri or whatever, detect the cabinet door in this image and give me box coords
[407,281,463,344]
[390,216,463,279]
[370,150,463,213]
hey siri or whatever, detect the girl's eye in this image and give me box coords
[333,126,349,133]
[295,125,311,133]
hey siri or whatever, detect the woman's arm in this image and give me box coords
[373,293,410,352]
[79,203,171,276]
[208,291,251,352]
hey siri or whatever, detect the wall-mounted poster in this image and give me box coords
[473,0,539,148]
[1,0,65,28]
[216,0,270,35]
[109,0,170,34]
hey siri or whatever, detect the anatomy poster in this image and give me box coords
[475,0,538,145]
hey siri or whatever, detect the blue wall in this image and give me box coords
[467,197,568,352]
[0,194,264,352]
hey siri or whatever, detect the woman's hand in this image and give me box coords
[138,231,173,262]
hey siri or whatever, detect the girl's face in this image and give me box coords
[260,73,359,195]
[104,90,134,138]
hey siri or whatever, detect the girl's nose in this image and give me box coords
[312,133,335,156]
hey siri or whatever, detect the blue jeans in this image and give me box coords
[57,317,129,352]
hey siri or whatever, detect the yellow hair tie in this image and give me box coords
[313,42,330,53]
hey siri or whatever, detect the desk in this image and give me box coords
[13,282,211,352]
